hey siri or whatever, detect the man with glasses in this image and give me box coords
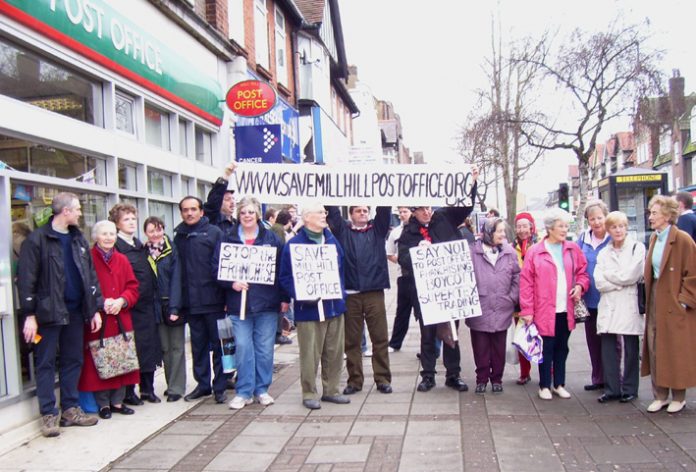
[279,203,350,409]
[18,192,102,437]
[398,167,479,393]
[327,205,393,395]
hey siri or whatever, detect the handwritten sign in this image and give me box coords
[410,240,481,325]
[217,243,277,285]
[289,244,342,301]
[228,163,475,206]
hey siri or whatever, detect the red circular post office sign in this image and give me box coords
[225,80,277,117]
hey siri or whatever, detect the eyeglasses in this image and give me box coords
[352,209,369,214]
[239,210,257,216]
[306,210,328,216]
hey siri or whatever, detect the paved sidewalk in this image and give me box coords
[3,272,696,471]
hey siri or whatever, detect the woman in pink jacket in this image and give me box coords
[520,208,589,401]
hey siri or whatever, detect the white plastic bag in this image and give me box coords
[505,321,519,365]
[512,319,544,364]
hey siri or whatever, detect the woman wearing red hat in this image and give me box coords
[512,212,537,384]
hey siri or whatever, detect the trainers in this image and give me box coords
[229,396,253,410]
[41,414,60,437]
[552,386,571,399]
[538,388,552,400]
[59,407,98,427]
[363,349,373,357]
[388,346,395,353]
[255,393,275,406]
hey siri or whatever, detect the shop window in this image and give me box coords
[148,200,176,237]
[0,37,103,126]
[275,7,287,85]
[0,134,106,183]
[195,126,213,165]
[178,118,190,157]
[145,103,171,150]
[148,168,172,197]
[254,0,270,69]
[118,161,138,191]
[115,91,136,135]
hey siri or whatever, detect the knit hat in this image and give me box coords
[514,212,536,236]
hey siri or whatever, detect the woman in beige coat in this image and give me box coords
[594,211,645,404]
[642,195,696,414]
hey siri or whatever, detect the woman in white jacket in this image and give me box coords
[594,211,645,403]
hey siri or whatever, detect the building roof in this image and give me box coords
[294,0,325,24]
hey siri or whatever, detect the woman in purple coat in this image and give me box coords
[466,218,520,394]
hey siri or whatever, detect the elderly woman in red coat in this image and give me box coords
[78,220,140,419]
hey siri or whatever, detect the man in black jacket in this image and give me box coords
[204,162,237,240]
[18,192,102,437]
[398,168,478,393]
[327,205,393,395]
[174,196,228,403]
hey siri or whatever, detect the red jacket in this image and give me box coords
[79,247,140,392]
[519,239,589,337]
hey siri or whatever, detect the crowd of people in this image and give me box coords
[15,160,696,438]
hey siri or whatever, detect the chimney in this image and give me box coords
[669,69,685,119]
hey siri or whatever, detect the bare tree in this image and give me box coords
[459,26,548,229]
[512,19,663,224]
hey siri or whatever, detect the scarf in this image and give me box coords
[146,239,165,260]
[419,225,431,242]
[96,245,114,263]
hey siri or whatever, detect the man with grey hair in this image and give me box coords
[18,192,103,437]
[279,203,350,409]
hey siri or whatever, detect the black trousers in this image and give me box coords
[188,312,228,394]
[389,276,414,350]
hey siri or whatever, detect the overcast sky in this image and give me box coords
[340,0,696,205]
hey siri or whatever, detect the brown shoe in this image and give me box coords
[59,407,98,427]
[41,414,60,437]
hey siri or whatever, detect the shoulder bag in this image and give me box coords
[88,315,139,380]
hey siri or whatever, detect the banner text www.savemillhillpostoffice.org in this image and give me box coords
[228,163,476,206]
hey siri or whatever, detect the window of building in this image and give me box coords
[659,128,672,156]
[274,7,287,85]
[195,126,213,165]
[0,37,103,126]
[254,0,270,69]
[0,134,106,183]
[115,91,135,135]
[181,177,194,196]
[197,181,212,200]
[178,118,190,157]
[227,0,245,45]
[147,168,173,196]
[145,103,171,150]
[118,161,138,191]
[148,200,176,236]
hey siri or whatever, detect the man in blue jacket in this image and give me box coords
[279,203,350,410]
[327,205,393,395]
[18,192,102,437]
[174,196,228,404]
[675,191,696,242]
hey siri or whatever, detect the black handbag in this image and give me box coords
[632,243,646,314]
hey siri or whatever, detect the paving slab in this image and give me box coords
[112,448,191,470]
[203,451,277,471]
[241,420,301,437]
[402,434,461,453]
[491,420,564,472]
[162,419,224,435]
[361,402,411,416]
[305,444,371,463]
[399,451,463,472]
[295,421,353,438]
[406,419,461,436]
[222,434,290,453]
[585,444,658,464]
[139,434,205,451]
[350,420,406,436]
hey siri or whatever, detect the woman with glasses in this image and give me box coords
[217,197,287,410]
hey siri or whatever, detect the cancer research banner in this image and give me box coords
[289,244,342,301]
[227,163,475,206]
[410,240,482,325]
[217,243,277,285]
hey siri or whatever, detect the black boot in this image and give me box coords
[123,385,144,406]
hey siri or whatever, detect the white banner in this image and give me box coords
[217,243,277,285]
[289,244,342,301]
[410,240,482,325]
[227,163,475,206]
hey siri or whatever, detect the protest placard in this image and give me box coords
[217,242,277,320]
[227,163,475,207]
[410,240,481,327]
[290,244,342,321]
[217,243,277,284]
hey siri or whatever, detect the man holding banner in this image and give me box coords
[398,167,479,393]
[327,205,393,395]
[279,203,350,410]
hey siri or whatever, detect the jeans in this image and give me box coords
[35,311,84,416]
[188,312,228,394]
[230,311,277,399]
[538,313,571,389]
